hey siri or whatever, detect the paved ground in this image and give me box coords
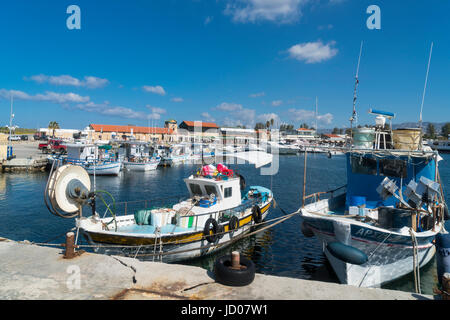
[8,141,46,159]
[0,238,435,300]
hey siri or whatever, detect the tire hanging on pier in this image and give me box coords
[214,254,255,287]
[203,218,219,243]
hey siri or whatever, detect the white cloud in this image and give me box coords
[0,89,90,104]
[288,40,338,63]
[249,92,265,98]
[224,0,308,24]
[142,85,166,96]
[26,74,109,89]
[204,16,213,25]
[215,102,244,112]
[271,100,283,107]
[171,97,184,102]
[257,113,280,125]
[201,112,216,122]
[215,102,256,127]
[288,108,333,125]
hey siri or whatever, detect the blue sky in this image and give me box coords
[0,0,449,130]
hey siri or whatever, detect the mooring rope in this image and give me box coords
[21,201,299,257]
[409,228,421,294]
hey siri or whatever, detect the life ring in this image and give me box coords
[213,254,255,286]
[203,217,219,243]
[228,216,239,231]
[252,205,262,224]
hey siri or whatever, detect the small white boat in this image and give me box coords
[64,143,121,176]
[119,141,161,171]
[123,158,160,171]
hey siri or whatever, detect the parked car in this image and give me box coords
[20,135,29,141]
[8,135,21,141]
[38,139,67,154]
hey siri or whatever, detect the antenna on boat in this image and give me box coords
[315,96,318,132]
[349,41,364,145]
[418,42,433,130]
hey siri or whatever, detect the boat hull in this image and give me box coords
[301,212,440,287]
[79,200,272,263]
[123,161,159,171]
[84,162,121,176]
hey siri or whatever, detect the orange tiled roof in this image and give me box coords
[90,124,173,134]
[181,121,219,128]
[297,128,315,131]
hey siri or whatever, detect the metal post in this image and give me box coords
[64,232,75,259]
[302,151,307,208]
[231,251,240,269]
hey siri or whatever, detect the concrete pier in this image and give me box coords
[0,237,435,300]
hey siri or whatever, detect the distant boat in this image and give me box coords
[429,140,450,153]
[64,143,121,176]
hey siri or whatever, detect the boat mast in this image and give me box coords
[349,41,363,146]
[419,42,433,131]
[315,96,318,133]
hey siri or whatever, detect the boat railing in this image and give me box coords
[98,193,261,229]
[303,185,347,207]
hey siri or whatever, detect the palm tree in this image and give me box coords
[48,121,60,138]
[266,121,270,129]
[270,118,274,128]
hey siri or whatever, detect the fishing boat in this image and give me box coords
[298,44,448,288]
[120,141,161,172]
[158,144,189,167]
[44,151,274,262]
[64,143,121,176]
[429,140,450,153]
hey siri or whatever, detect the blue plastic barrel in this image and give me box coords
[435,232,450,285]
[348,196,366,207]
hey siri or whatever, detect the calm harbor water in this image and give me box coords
[0,153,448,295]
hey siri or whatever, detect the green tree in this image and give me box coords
[441,123,450,139]
[332,127,339,134]
[426,123,436,139]
[48,121,60,138]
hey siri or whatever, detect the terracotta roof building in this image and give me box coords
[89,124,175,142]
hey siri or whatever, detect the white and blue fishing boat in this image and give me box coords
[158,144,189,167]
[298,44,449,288]
[44,151,274,262]
[64,143,121,176]
[120,141,160,172]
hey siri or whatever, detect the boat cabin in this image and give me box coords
[184,175,242,211]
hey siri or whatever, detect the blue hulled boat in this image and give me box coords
[299,110,448,287]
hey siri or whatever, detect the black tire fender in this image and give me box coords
[252,205,262,224]
[203,217,219,243]
[228,216,239,231]
[213,254,255,287]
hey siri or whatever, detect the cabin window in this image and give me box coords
[205,185,218,197]
[224,187,232,198]
[379,159,407,178]
[189,183,203,196]
[350,156,377,175]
